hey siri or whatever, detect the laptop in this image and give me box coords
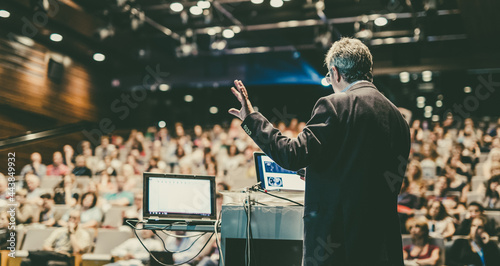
[143,173,217,225]
[254,152,305,191]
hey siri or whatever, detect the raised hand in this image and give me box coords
[228,80,255,120]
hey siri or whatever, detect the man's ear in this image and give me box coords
[332,66,341,83]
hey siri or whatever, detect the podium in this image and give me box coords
[221,205,304,266]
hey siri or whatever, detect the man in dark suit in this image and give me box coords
[229,37,410,266]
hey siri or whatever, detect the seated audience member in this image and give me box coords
[448,216,500,266]
[22,210,92,266]
[63,144,76,171]
[123,192,143,221]
[483,175,500,209]
[72,155,92,176]
[104,175,134,206]
[39,193,56,227]
[59,192,102,229]
[46,151,69,176]
[0,211,9,250]
[20,152,47,179]
[444,164,468,199]
[15,188,39,225]
[121,164,138,191]
[95,135,116,161]
[403,218,440,266]
[399,177,421,211]
[431,176,450,198]
[105,230,163,266]
[456,202,497,236]
[53,174,80,206]
[426,200,455,239]
[24,173,43,202]
[483,148,500,179]
[96,156,118,176]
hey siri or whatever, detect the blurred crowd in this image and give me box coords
[1,115,500,265]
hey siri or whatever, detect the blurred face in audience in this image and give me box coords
[469,217,484,239]
[468,205,482,219]
[489,180,498,192]
[409,223,424,239]
[435,176,448,192]
[53,152,63,166]
[116,176,127,191]
[75,156,86,167]
[15,189,27,204]
[428,201,441,219]
[31,152,42,163]
[0,175,7,193]
[101,137,109,147]
[82,194,95,209]
[0,212,8,228]
[26,174,40,192]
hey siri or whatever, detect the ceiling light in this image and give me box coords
[159,84,170,91]
[222,29,235,38]
[436,100,443,107]
[190,6,203,15]
[251,0,264,4]
[50,33,63,42]
[170,2,184,12]
[374,17,388,27]
[198,1,211,9]
[232,26,241,34]
[432,115,440,122]
[158,121,166,128]
[424,111,432,118]
[422,70,432,82]
[417,102,425,108]
[424,106,433,112]
[184,95,194,102]
[207,28,217,36]
[93,53,106,62]
[416,96,426,103]
[270,0,284,8]
[209,106,218,114]
[464,86,472,93]
[399,72,410,83]
[0,10,10,18]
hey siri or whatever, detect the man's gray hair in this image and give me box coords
[325,37,373,83]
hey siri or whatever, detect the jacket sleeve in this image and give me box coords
[241,97,337,171]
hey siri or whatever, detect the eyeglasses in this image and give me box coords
[325,72,332,85]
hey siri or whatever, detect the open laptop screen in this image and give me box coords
[254,152,305,191]
[143,173,216,221]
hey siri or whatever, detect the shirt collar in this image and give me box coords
[341,80,362,93]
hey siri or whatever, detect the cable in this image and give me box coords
[128,220,215,266]
[244,189,252,266]
[154,230,207,253]
[215,209,224,266]
[160,230,206,238]
[257,188,304,206]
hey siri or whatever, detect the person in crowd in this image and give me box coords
[443,164,469,203]
[22,210,92,266]
[53,174,80,206]
[482,175,500,209]
[123,192,143,221]
[0,173,8,207]
[420,143,442,180]
[426,200,455,239]
[15,188,39,225]
[24,173,43,201]
[431,176,450,198]
[96,155,118,176]
[59,192,102,229]
[83,146,99,174]
[403,217,441,266]
[448,216,500,266]
[103,175,134,206]
[20,152,47,179]
[63,144,76,170]
[456,202,497,236]
[38,193,56,227]
[484,148,500,179]
[72,155,92,176]
[105,230,163,266]
[46,151,69,176]
[95,135,116,161]
[0,211,10,250]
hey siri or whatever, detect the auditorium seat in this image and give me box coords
[40,176,62,189]
[53,204,71,222]
[471,177,487,191]
[467,192,483,205]
[81,228,132,266]
[401,235,445,266]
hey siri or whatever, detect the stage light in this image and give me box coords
[321,78,330,87]
[0,10,10,18]
[464,86,472,93]
[417,102,425,108]
[399,72,410,83]
[374,17,388,27]
[422,70,432,82]
[424,111,432,118]
[416,96,426,103]
[207,28,217,36]
[270,0,284,8]
[222,29,235,38]
[50,33,63,42]
[158,121,166,128]
[251,0,264,4]
[190,6,203,15]
[437,94,443,100]
[170,2,184,12]
[209,106,218,114]
[436,100,443,107]
[424,106,433,112]
[232,26,241,34]
[159,84,170,91]
[198,1,211,9]
[93,53,106,62]
[432,115,439,122]
[184,95,194,102]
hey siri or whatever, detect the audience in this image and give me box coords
[403,218,440,266]
[46,151,69,176]
[59,192,102,229]
[20,152,47,179]
[426,200,455,239]
[106,230,163,266]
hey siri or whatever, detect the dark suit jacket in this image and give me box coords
[241,81,411,266]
